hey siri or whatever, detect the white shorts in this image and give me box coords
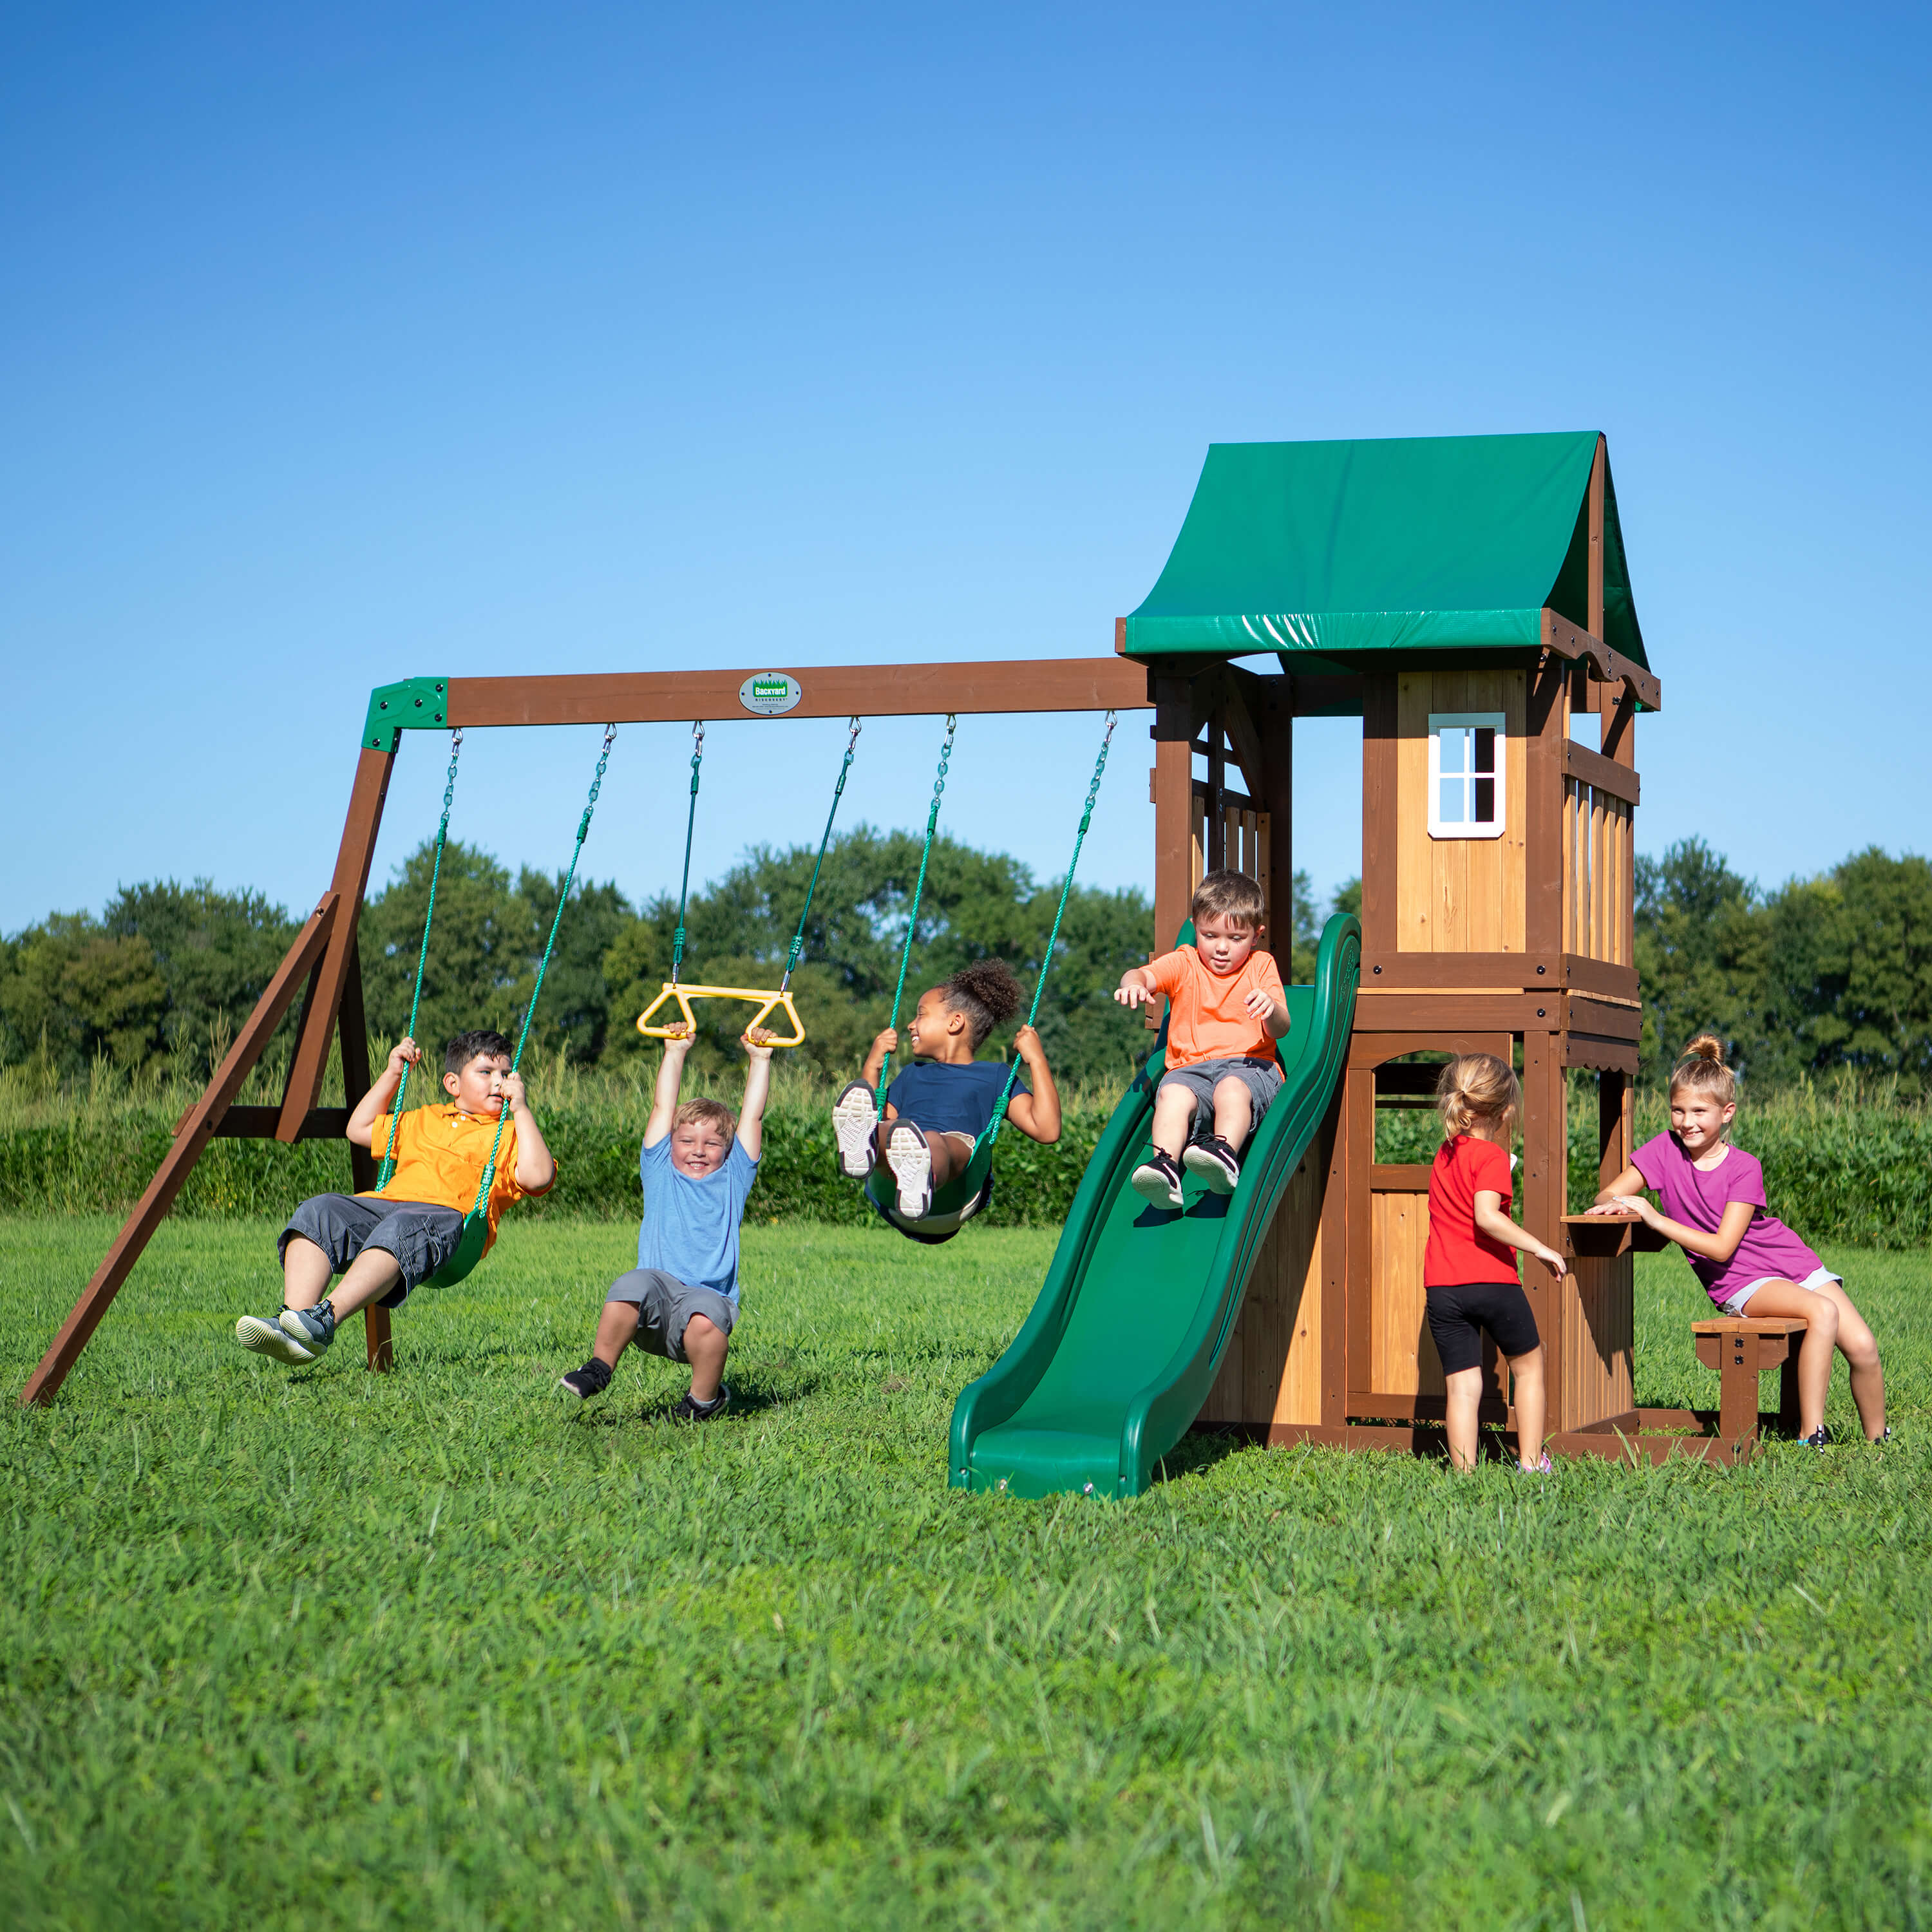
[1718,1265,1841,1318]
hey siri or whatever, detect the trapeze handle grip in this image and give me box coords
[637,982,806,1048]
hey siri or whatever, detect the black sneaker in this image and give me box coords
[1182,1135,1242,1195]
[1131,1150,1184,1209]
[1800,1425,1830,1451]
[670,1385,731,1422]
[558,1357,614,1403]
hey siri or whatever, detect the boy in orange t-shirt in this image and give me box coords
[234,1028,557,1365]
[1113,870,1289,1208]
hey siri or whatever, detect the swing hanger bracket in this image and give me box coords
[363,677,457,751]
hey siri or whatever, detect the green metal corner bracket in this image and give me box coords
[363,678,457,751]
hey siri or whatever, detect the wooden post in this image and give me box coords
[1153,737,1193,959]
[1524,652,1569,959]
[279,745,396,1138]
[1520,1028,1568,1434]
[1359,674,1397,954]
[1206,711,1227,871]
[1261,685,1295,981]
[21,897,340,1406]
[1599,1068,1632,1193]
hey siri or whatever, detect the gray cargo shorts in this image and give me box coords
[278,1193,466,1307]
[1156,1056,1284,1142]
[605,1267,737,1363]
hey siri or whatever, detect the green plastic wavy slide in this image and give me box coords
[947,913,1361,1500]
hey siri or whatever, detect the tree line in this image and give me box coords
[3,832,1927,1094]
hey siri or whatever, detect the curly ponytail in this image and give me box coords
[1435,1053,1521,1140]
[940,959,1025,1049]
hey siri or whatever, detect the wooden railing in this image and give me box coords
[1191,778,1270,913]
[1564,775,1633,965]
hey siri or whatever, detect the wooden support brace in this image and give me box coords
[281,746,396,1137]
[21,897,341,1406]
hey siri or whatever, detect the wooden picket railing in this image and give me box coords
[1564,775,1633,965]
[1191,779,1271,916]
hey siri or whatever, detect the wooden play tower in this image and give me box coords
[1124,431,1669,1460]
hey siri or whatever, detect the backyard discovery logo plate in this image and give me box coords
[739,672,803,715]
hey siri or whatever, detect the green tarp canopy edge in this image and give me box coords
[1123,430,1648,673]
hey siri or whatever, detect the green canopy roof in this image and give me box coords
[1123,431,1647,670]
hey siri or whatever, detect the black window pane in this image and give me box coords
[1473,777,1495,822]
[1474,727,1495,773]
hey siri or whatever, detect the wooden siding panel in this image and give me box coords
[1200,1130,1327,1428]
[1370,1189,1439,1397]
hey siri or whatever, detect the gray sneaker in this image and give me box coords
[832,1081,879,1180]
[236,1313,319,1365]
[278,1303,337,1356]
[886,1122,934,1219]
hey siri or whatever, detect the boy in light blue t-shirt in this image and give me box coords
[556,1025,773,1419]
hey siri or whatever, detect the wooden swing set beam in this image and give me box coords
[441,656,1150,730]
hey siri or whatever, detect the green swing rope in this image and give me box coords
[874,714,957,1112]
[668,721,705,987]
[981,709,1117,1149]
[460,723,619,1222]
[779,717,862,993]
[376,728,464,1193]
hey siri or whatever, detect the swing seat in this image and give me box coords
[864,1130,998,1244]
[637,981,805,1046]
[426,1208,491,1289]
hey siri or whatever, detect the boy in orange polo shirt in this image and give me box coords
[234,1028,558,1365]
[1113,870,1289,1208]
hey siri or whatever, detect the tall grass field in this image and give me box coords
[3,1214,1928,1928]
[8,1052,1932,1244]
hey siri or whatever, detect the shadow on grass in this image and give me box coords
[562,1372,816,1429]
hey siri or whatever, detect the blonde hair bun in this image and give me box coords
[1669,1034,1737,1106]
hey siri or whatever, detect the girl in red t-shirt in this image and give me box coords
[1425,1054,1567,1472]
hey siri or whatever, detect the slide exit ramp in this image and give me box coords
[948,913,1361,1500]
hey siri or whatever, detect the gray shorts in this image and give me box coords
[1156,1056,1284,1142]
[605,1267,737,1363]
[278,1193,466,1307]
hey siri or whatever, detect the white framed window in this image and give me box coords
[1428,712,1505,840]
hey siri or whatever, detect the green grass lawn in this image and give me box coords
[2,1215,1929,1931]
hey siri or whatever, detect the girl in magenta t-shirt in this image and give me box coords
[1425,1054,1568,1473]
[1587,1036,1887,1448]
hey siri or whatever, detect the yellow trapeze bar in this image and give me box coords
[636,981,805,1047]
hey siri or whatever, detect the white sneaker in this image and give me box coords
[235,1314,319,1365]
[886,1122,934,1219]
[832,1081,880,1180]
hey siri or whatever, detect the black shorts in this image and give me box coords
[1425,1279,1541,1374]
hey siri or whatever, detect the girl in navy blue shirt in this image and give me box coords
[831,960,1061,1226]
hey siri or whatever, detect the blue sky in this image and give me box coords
[3,2,1926,936]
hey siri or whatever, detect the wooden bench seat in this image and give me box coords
[1691,1318,1805,1454]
